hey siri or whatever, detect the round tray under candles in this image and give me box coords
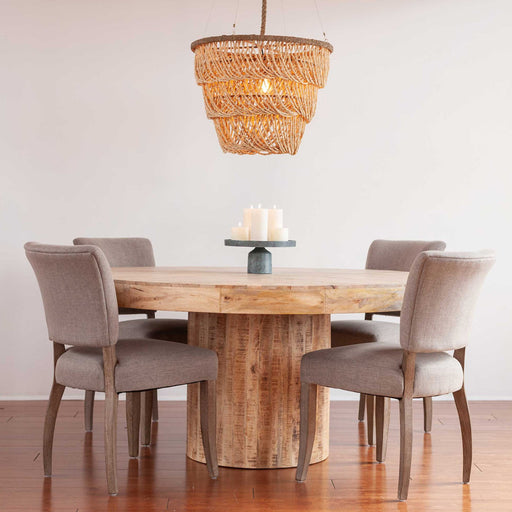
[224,239,296,274]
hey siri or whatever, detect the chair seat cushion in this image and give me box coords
[119,319,188,343]
[301,343,463,398]
[331,320,399,347]
[55,339,216,392]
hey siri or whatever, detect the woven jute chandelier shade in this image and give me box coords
[191,1,333,155]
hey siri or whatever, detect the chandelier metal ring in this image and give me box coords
[191,34,333,53]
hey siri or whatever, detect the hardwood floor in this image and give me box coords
[1,400,511,511]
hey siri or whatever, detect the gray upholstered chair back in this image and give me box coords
[400,251,495,353]
[73,238,155,267]
[25,243,119,347]
[366,240,447,271]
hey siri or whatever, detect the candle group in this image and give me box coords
[231,205,290,241]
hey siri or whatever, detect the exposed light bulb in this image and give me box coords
[260,78,271,94]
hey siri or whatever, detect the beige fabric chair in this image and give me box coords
[73,237,187,430]
[297,250,495,500]
[331,239,446,444]
[25,242,218,495]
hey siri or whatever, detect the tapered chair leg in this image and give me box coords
[296,382,318,482]
[358,394,366,421]
[151,389,159,422]
[43,382,65,476]
[375,396,390,462]
[423,397,433,433]
[104,388,119,496]
[366,394,376,446]
[140,390,153,446]
[126,392,141,458]
[453,387,472,483]
[398,398,413,501]
[200,380,219,479]
[102,345,118,496]
[84,390,95,432]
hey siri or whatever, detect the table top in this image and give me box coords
[112,266,407,289]
[112,267,408,315]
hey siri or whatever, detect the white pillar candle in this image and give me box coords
[271,227,289,242]
[250,204,268,241]
[243,205,254,238]
[267,205,283,240]
[231,222,249,241]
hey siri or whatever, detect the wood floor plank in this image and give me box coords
[0,400,510,511]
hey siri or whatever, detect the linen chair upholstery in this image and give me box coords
[301,342,463,399]
[73,237,188,428]
[365,240,447,272]
[297,250,495,500]
[72,237,155,266]
[73,236,187,331]
[331,239,446,438]
[400,251,493,353]
[25,243,119,347]
[25,242,218,495]
[332,240,447,334]
[56,339,216,392]
[73,237,156,316]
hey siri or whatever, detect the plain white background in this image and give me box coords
[1,0,511,401]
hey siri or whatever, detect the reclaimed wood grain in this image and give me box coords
[115,281,219,313]
[112,267,407,315]
[186,313,330,469]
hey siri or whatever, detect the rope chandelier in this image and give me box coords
[191,0,333,155]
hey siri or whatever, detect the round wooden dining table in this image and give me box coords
[112,267,408,469]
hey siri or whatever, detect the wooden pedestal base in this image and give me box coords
[186,313,330,469]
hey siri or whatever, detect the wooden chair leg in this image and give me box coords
[453,387,472,483]
[423,396,433,433]
[151,389,159,422]
[398,398,413,501]
[84,390,95,432]
[104,388,118,495]
[43,382,65,476]
[103,345,118,496]
[140,390,153,446]
[375,396,390,462]
[200,380,219,479]
[366,394,375,446]
[126,392,141,458]
[296,382,318,482]
[358,394,366,421]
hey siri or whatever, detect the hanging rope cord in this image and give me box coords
[260,0,268,35]
[203,0,216,35]
[313,0,328,41]
[232,0,240,34]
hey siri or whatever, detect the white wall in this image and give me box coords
[1,0,511,401]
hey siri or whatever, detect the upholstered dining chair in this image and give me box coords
[331,239,446,445]
[297,250,495,500]
[25,243,218,496]
[73,237,187,434]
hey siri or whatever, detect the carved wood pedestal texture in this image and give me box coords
[186,312,330,468]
